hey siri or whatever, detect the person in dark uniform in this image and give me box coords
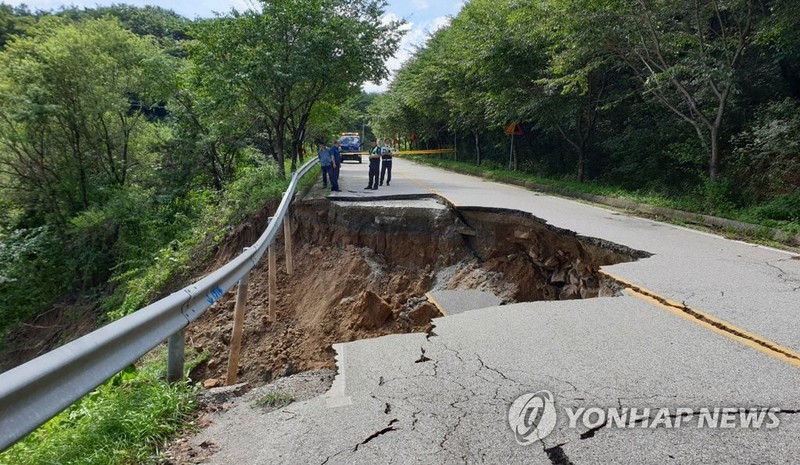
[380,137,394,186]
[365,138,381,190]
[330,140,342,191]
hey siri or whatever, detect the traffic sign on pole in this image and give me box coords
[504,122,523,136]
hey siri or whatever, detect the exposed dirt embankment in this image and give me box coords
[294,199,470,268]
[188,198,648,387]
[456,207,650,301]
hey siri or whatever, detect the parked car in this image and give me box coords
[338,133,362,163]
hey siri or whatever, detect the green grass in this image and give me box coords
[0,348,203,465]
[408,156,800,240]
[254,391,295,409]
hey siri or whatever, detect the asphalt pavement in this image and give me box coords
[189,158,800,464]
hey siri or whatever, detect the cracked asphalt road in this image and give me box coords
[388,160,800,353]
[187,160,800,464]
[193,296,800,464]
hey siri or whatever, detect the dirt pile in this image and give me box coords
[187,198,647,387]
[188,243,440,385]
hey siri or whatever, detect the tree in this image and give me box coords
[0,17,177,225]
[189,0,403,178]
[511,0,612,181]
[0,4,35,50]
[589,0,768,181]
[168,62,251,191]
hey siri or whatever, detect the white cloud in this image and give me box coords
[429,15,452,32]
[411,0,430,11]
[363,15,452,93]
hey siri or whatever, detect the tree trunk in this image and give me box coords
[273,124,286,179]
[453,131,458,162]
[577,145,586,183]
[709,125,720,182]
[290,138,299,172]
[511,135,519,171]
[473,131,481,166]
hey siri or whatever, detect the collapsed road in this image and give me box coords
[188,196,649,386]
[173,158,800,465]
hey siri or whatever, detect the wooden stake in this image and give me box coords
[269,242,277,322]
[225,272,250,385]
[284,214,293,275]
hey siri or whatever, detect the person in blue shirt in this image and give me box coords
[317,140,334,189]
[329,140,343,192]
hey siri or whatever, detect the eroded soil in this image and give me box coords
[187,198,647,387]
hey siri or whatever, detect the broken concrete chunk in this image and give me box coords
[550,269,568,284]
[199,382,248,404]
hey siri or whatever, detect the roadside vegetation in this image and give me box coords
[0,349,203,465]
[410,156,800,238]
[371,0,800,242]
[254,391,296,409]
[0,1,400,462]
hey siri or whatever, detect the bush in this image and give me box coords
[695,177,741,215]
[749,192,800,223]
[0,226,73,345]
[106,162,290,319]
[731,99,800,199]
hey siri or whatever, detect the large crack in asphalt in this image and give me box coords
[544,444,576,465]
[183,193,800,464]
[305,196,794,462]
[358,326,589,464]
[352,419,399,452]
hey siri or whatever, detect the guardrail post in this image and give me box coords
[284,212,294,276]
[269,217,278,322]
[167,329,185,383]
[225,270,250,385]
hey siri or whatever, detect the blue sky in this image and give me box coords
[1,0,466,92]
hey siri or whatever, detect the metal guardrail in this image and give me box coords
[0,157,319,452]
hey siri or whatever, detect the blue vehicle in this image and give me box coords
[338,132,363,163]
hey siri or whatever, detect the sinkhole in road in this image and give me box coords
[188,197,650,387]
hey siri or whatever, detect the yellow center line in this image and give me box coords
[602,271,800,368]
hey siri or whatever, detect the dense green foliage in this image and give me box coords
[371,0,799,227]
[187,0,401,176]
[0,1,399,344]
[0,349,201,465]
[0,2,398,461]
